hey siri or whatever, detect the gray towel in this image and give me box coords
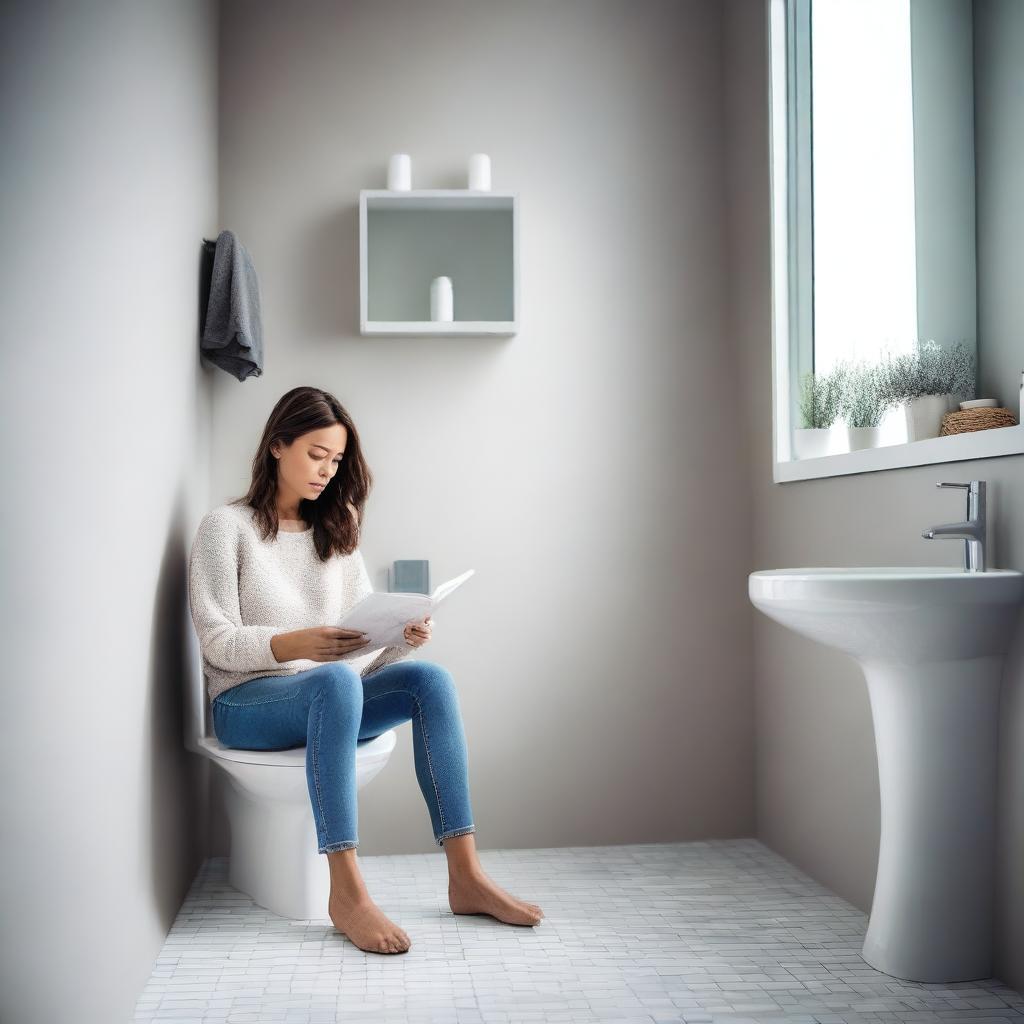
[200,230,264,381]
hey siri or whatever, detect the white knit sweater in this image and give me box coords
[188,501,411,703]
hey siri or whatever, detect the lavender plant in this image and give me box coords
[797,364,846,429]
[878,340,977,403]
[877,349,926,403]
[839,359,893,428]
[929,340,976,399]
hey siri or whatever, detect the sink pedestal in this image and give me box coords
[749,567,1023,983]
[860,654,1001,981]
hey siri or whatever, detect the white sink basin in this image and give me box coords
[749,566,1024,983]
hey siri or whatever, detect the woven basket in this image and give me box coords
[939,407,1018,436]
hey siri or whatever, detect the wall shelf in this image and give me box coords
[773,423,1024,482]
[359,189,519,336]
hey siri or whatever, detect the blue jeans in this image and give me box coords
[211,660,476,854]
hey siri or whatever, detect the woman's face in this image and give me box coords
[272,425,349,506]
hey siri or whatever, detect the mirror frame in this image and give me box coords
[766,0,1024,483]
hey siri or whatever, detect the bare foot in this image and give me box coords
[448,871,544,926]
[329,895,411,954]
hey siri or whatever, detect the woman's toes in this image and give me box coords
[510,895,542,921]
[451,881,542,926]
[329,896,410,954]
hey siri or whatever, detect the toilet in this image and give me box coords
[183,643,397,920]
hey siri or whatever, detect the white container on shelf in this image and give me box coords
[430,276,453,321]
[959,398,998,410]
[793,423,845,459]
[468,153,491,191]
[905,393,958,441]
[848,425,881,451]
[387,153,411,191]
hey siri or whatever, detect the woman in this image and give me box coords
[188,386,543,954]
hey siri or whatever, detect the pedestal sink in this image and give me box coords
[749,567,1024,983]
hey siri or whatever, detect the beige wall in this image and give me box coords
[724,0,1024,988]
[211,0,755,857]
[0,2,218,1022]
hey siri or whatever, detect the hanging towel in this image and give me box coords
[200,230,264,381]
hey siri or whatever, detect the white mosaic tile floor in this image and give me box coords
[132,838,1024,1024]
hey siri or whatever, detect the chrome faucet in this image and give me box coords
[921,480,987,572]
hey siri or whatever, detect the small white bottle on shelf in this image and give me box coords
[430,276,453,321]
[387,153,411,191]
[467,153,491,191]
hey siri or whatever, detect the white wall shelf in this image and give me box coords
[773,423,1024,482]
[359,189,519,336]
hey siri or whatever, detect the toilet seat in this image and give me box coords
[195,731,396,768]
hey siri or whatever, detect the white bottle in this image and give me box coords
[467,153,491,191]
[387,153,411,191]
[430,276,453,321]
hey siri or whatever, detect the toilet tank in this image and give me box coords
[183,623,211,751]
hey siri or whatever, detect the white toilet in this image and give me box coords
[184,647,397,921]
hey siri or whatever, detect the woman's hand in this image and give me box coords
[402,615,432,649]
[285,626,372,662]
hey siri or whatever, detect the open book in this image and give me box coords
[338,568,475,652]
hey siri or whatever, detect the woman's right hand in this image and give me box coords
[284,626,373,662]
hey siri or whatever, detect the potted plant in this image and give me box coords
[793,365,847,459]
[888,340,977,441]
[840,359,892,451]
[931,338,976,423]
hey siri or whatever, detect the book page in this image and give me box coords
[338,568,475,650]
[431,568,475,602]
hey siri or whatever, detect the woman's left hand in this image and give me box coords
[403,615,432,649]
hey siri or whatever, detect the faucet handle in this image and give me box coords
[935,481,986,529]
[937,480,985,494]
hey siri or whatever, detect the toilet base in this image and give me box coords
[207,733,396,921]
[223,776,329,920]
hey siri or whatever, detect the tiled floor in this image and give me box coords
[132,838,1024,1024]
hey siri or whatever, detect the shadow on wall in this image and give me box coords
[146,485,210,933]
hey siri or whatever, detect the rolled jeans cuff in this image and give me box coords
[320,839,358,854]
[437,825,476,847]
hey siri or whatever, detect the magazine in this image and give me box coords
[338,569,475,651]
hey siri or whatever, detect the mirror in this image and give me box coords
[768,0,1024,481]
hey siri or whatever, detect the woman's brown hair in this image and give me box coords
[230,386,372,561]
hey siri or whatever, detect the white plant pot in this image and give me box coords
[905,393,958,441]
[848,425,881,451]
[794,423,843,460]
